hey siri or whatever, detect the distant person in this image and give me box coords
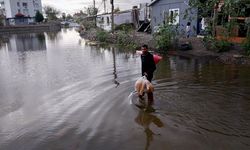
[141,44,156,82]
[186,22,191,38]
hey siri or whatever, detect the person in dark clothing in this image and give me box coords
[141,44,156,82]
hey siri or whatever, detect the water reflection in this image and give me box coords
[46,31,61,43]
[0,33,46,51]
[135,110,164,150]
[134,92,163,150]
[0,36,8,48]
[112,47,120,87]
[0,29,250,150]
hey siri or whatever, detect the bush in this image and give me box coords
[116,31,136,48]
[117,31,128,44]
[243,22,250,56]
[203,35,217,50]
[115,23,134,32]
[153,24,179,51]
[243,37,250,56]
[215,40,232,53]
[203,36,232,52]
[96,30,109,42]
[81,21,96,30]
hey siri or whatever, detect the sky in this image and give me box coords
[42,0,152,15]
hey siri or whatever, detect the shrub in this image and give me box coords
[215,40,232,53]
[153,24,179,51]
[117,31,128,44]
[116,31,136,47]
[203,36,231,52]
[203,35,217,50]
[96,30,109,42]
[243,37,250,56]
[81,21,96,30]
[115,23,134,32]
[243,22,250,56]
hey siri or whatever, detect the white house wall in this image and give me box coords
[1,0,42,18]
[114,12,132,25]
[97,12,132,31]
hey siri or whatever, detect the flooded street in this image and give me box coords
[0,28,250,150]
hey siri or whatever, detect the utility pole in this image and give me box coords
[93,0,96,26]
[111,0,114,33]
[103,0,107,13]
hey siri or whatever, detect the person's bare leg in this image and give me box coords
[147,92,154,106]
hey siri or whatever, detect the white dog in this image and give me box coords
[135,76,154,97]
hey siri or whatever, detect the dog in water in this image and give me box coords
[135,76,154,99]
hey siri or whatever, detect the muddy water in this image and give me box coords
[0,28,249,150]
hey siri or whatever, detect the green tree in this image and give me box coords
[35,11,44,23]
[84,6,98,16]
[62,13,66,21]
[66,14,73,20]
[114,7,120,13]
[44,5,60,21]
[84,6,98,27]
[189,0,250,37]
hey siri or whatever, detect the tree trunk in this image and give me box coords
[212,8,218,37]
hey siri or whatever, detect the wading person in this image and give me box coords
[139,44,156,104]
[141,44,156,82]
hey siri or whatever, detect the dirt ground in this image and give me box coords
[80,29,250,65]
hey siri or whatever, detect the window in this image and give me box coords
[169,8,179,25]
[23,3,27,8]
[33,3,39,8]
[0,1,4,8]
[107,16,110,24]
[17,2,20,7]
[18,9,20,13]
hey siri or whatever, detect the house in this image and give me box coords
[0,0,42,25]
[149,0,198,36]
[96,3,150,32]
[96,10,133,31]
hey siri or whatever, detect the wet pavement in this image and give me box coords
[0,28,250,150]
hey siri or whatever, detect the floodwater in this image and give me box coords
[0,28,250,150]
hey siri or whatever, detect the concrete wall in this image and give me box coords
[150,0,198,36]
[114,12,132,25]
[0,24,61,35]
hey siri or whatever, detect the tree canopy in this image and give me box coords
[44,6,60,21]
[35,11,44,23]
[84,6,98,16]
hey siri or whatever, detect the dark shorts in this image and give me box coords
[147,73,153,82]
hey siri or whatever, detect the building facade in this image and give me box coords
[97,10,133,31]
[149,0,198,36]
[0,0,42,18]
